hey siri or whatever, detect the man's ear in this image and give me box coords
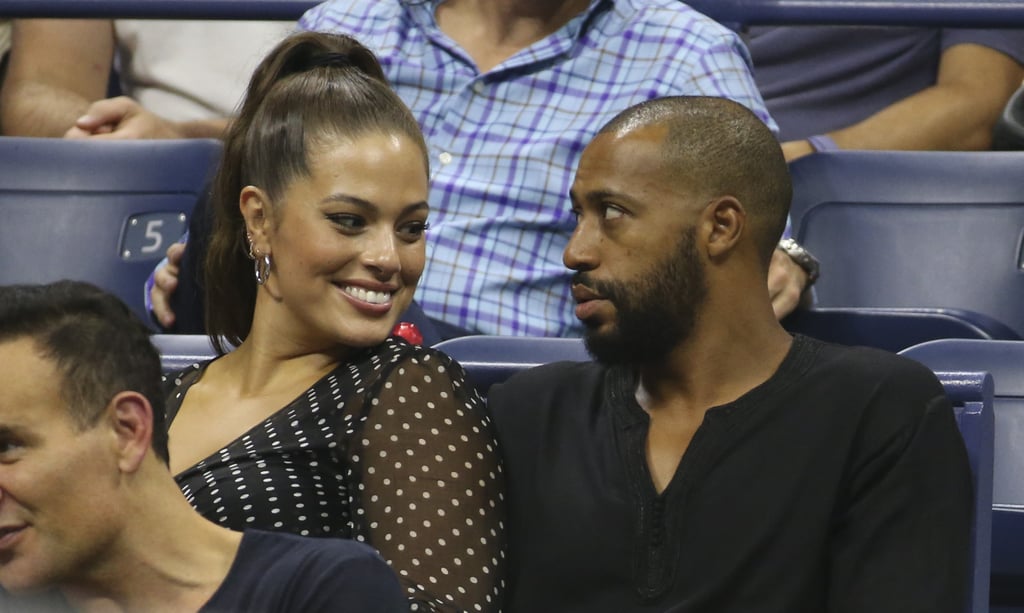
[240,186,273,256]
[107,391,154,474]
[702,196,746,259]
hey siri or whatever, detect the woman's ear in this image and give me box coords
[240,186,273,255]
[703,195,746,259]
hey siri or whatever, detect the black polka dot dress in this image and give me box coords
[162,336,507,611]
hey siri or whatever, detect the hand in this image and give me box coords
[768,247,809,320]
[64,96,184,139]
[151,242,186,329]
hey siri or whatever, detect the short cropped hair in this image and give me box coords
[598,96,792,265]
[0,281,169,464]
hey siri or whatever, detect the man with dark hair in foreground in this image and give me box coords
[0,280,404,612]
[489,96,972,612]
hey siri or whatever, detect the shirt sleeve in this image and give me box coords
[349,346,507,612]
[826,366,973,612]
[941,28,1024,65]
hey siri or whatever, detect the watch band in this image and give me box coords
[777,238,820,286]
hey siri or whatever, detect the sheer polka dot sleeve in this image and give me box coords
[350,345,507,612]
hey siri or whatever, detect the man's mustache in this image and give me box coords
[572,272,622,303]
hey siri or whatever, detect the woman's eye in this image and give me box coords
[328,214,366,231]
[0,439,23,461]
[398,220,430,241]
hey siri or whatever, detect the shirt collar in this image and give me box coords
[405,0,613,72]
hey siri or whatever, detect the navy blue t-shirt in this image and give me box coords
[201,530,405,612]
[746,26,1024,141]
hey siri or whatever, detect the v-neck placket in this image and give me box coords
[606,336,819,601]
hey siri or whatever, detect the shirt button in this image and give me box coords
[439,152,453,165]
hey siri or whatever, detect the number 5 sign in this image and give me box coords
[120,212,188,261]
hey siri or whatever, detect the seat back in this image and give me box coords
[788,150,1024,337]
[783,307,1020,352]
[0,137,222,324]
[432,335,589,395]
[151,334,219,373]
[933,372,995,613]
[901,339,1024,606]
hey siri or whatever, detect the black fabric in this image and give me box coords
[200,529,405,612]
[488,335,972,612]
[162,337,506,611]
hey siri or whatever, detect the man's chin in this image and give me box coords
[582,329,633,366]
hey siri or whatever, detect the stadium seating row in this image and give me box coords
[4,136,1022,345]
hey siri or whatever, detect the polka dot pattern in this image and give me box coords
[162,336,506,611]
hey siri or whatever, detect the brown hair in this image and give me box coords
[203,31,428,353]
[0,281,169,465]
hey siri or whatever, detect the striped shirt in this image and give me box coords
[300,0,776,337]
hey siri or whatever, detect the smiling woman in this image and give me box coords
[160,32,505,612]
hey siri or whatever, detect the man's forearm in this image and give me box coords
[829,83,1009,152]
[828,44,1024,152]
[0,81,92,137]
[174,117,233,140]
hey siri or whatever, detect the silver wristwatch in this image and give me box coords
[777,238,820,286]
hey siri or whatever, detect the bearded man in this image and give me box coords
[488,95,972,613]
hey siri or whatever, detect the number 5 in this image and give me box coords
[142,219,164,254]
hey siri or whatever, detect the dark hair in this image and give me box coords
[204,31,429,353]
[0,281,169,464]
[599,96,792,266]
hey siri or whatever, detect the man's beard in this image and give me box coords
[575,226,707,367]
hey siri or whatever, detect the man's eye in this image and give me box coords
[603,205,625,220]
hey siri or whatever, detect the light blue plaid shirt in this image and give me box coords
[300,0,776,337]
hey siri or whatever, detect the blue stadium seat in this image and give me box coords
[782,306,1020,352]
[432,335,589,395]
[900,339,1024,609]
[0,137,222,325]
[934,372,995,613]
[788,150,1024,338]
[151,334,218,373]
